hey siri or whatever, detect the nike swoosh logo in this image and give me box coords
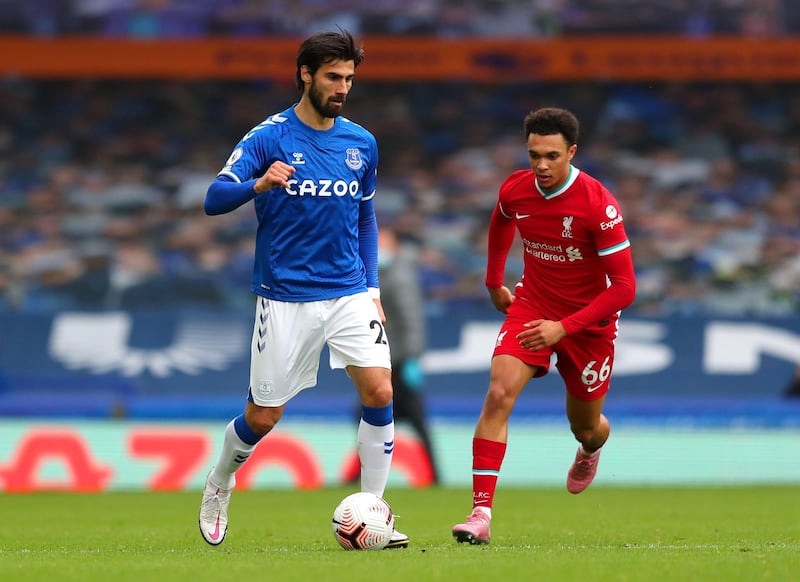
[515,212,530,219]
[586,385,601,392]
[206,488,222,540]
[207,513,221,540]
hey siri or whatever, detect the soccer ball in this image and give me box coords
[331,492,394,550]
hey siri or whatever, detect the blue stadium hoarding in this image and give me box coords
[1,306,799,425]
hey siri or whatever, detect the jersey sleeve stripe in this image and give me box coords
[597,239,630,256]
[217,170,242,183]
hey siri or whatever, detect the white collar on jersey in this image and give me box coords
[535,164,581,199]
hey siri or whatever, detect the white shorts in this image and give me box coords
[248,293,392,406]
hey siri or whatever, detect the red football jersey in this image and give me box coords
[486,166,633,334]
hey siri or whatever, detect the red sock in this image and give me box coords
[472,437,506,509]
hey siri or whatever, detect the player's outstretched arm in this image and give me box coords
[204,175,258,215]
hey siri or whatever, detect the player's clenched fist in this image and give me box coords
[254,161,296,193]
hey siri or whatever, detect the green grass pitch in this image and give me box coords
[0,486,797,581]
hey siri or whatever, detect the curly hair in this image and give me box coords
[523,107,580,146]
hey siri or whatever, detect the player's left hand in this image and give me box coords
[373,299,386,323]
[516,319,566,351]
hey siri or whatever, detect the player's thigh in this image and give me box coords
[493,300,553,376]
[555,333,616,401]
[325,293,391,370]
[249,297,325,406]
[485,353,538,408]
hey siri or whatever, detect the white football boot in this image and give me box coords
[199,471,232,546]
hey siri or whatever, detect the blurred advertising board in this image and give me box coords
[1,307,799,419]
[3,37,800,81]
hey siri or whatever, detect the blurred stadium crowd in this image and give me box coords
[0,0,796,38]
[2,78,800,316]
[1,1,799,318]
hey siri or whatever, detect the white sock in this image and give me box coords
[580,444,602,457]
[209,419,257,490]
[475,506,492,519]
[357,418,394,497]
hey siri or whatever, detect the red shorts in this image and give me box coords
[492,298,617,401]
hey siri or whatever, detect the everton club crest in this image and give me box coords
[345,148,363,170]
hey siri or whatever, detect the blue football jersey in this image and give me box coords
[217,106,378,302]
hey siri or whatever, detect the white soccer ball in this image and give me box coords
[331,492,394,550]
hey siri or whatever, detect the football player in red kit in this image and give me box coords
[452,107,636,545]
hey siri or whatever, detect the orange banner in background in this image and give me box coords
[3,36,800,81]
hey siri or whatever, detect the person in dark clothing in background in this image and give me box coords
[784,364,800,398]
[346,226,440,485]
[379,227,439,485]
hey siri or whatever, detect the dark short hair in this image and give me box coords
[295,29,365,91]
[523,107,579,146]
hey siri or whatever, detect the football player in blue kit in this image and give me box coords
[198,29,408,549]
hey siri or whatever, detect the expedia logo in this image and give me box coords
[285,179,359,197]
[600,214,624,230]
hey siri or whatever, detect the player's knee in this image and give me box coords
[362,383,393,408]
[484,382,516,412]
[245,405,283,435]
[570,426,594,444]
[570,424,607,448]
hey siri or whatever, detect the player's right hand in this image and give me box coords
[487,286,514,314]
[254,161,296,193]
